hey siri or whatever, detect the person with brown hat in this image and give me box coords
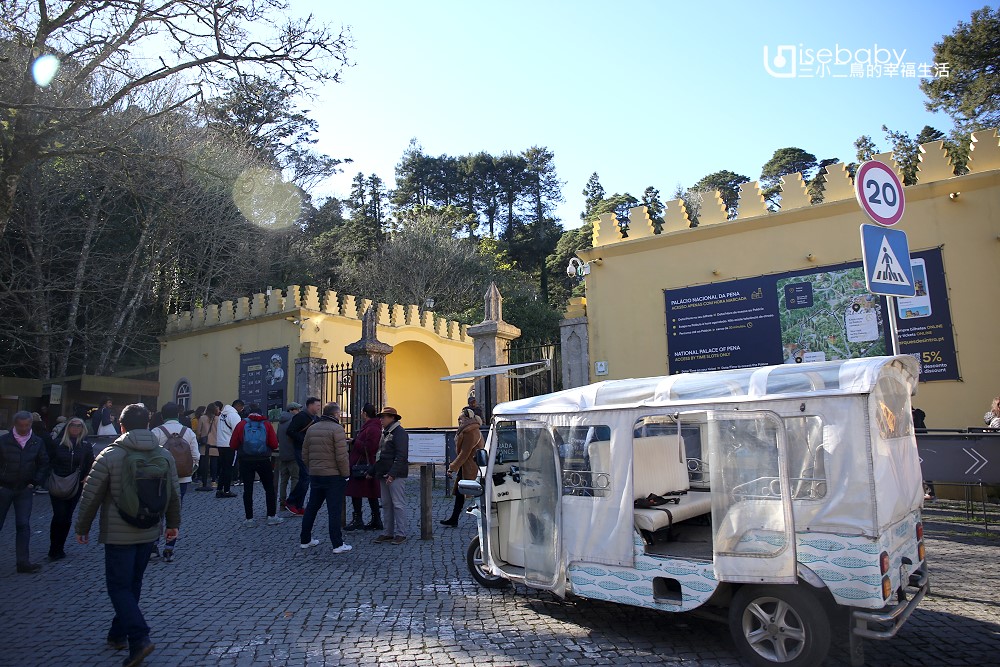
[367,407,409,545]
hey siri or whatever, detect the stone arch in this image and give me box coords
[385,340,452,428]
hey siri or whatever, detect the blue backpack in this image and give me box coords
[242,419,269,457]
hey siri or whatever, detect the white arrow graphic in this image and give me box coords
[962,448,988,475]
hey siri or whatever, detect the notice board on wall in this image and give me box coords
[238,346,290,412]
[663,248,957,382]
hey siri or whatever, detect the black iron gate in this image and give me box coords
[316,362,383,438]
[506,340,562,402]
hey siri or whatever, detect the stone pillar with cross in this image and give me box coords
[467,282,521,421]
[345,306,393,436]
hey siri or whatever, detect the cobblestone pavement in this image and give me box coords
[2,485,998,666]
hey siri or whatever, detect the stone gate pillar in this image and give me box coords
[467,283,520,421]
[345,307,393,436]
[559,297,590,389]
[294,341,326,405]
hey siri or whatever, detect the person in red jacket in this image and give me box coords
[229,404,283,527]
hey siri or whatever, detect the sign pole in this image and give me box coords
[887,296,900,356]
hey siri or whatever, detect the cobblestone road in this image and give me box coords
[2,485,998,666]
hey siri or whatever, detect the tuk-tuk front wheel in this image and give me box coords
[467,535,510,589]
[729,584,830,667]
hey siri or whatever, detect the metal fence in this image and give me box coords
[506,340,562,402]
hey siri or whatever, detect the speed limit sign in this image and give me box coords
[855,160,905,226]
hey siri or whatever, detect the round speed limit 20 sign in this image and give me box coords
[855,160,905,226]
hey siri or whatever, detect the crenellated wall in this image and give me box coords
[165,286,470,343]
[592,128,1000,247]
[578,127,1000,428]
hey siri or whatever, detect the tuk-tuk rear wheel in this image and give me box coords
[729,584,830,667]
[467,535,510,589]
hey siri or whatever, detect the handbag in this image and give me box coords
[349,441,371,480]
[48,446,81,499]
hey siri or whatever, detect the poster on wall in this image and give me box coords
[238,347,289,412]
[664,248,957,381]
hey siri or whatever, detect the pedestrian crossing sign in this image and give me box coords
[860,224,915,297]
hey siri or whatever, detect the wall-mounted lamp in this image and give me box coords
[712,269,721,276]
[949,192,961,200]
[806,253,815,262]
[284,316,310,329]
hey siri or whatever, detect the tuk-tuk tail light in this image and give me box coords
[879,551,890,575]
[881,575,892,599]
[918,541,926,562]
[916,522,923,541]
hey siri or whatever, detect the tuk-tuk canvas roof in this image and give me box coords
[494,356,918,416]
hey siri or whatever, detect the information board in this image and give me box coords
[664,248,958,381]
[238,346,289,412]
[408,432,447,464]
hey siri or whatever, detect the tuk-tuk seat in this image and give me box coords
[590,435,713,533]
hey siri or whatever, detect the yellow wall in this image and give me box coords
[579,132,1000,428]
[158,293,475,428]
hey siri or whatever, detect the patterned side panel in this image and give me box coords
[567,535,719,612]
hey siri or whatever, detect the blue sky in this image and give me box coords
[306,1,992,229]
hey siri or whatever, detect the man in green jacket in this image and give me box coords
[76,403,182,667]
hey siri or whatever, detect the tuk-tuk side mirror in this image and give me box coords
[474,448,488,467]
[458,479,484,497]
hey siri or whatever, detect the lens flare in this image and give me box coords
[32,54,60,87]
[232,167,302,230]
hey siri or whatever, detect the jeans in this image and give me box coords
[217,448,236,492]
[0,486,34,566]
[380,478,408,538]
[164,483,188,549]
[104,542,155,644]
[239,458,276,519]
[48,489,81,557]
[286,447,310,508]
[277,459,299,504]
[300,475,347,547]
[198,455,212,487]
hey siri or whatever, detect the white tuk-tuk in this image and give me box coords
[460,356,928,667]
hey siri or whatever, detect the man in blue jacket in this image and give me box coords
[0,410,49,573]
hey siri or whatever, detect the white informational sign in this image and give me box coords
[49,384,63,405]
[845,306,880,342]
[408,432,446,464]
[855,160,905,227]
[595,361,609,376]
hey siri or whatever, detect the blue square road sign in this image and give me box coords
[860,224,915,297]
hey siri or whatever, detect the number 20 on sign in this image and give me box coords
[855,160,905,226]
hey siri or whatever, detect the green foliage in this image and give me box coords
[760,148,818,208]
[806,158,841,204]
[581,173,606,220]
[921,6,1000,132]
[546,222,593,310]
[690,171,750,219]
[641,186,665,232]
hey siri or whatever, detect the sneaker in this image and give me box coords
[106,637,127,651]
[266,516,285,526]
[222,491,238,498]
[300,539,320,549]
[16,562,41,573]
[373,535,393,543]
[243,519,255,527]
[332,543,353,554]
[286,504,305,516]
[47,551,67,561]
[162,548,174,563]
[390,536,407,545]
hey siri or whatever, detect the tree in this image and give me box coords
[495,153,528,237]
[806,158,841,204]
[203,75,348,190]
[545,222,593,310]
[345,213,487,318]
[760,148,818,208]
[920,6,1000,132]
[0,0,351,239]
[505,146,564,302]
[581,172,606,220]
[690,170,750,219]
[641,186,665,232]
[587,193,638,236]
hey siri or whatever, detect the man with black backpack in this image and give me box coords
[153,402,199,562]
[76,403,181,667]
[229,403,283,527]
